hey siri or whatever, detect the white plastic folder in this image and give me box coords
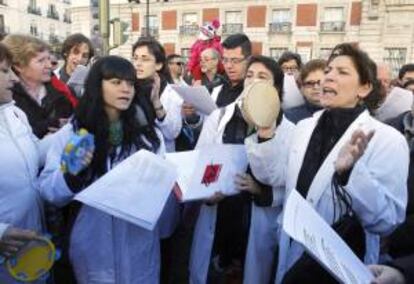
[170,85,218,115]
[75,150,177,231]
[166,144,248,201]
[283,189,374,284]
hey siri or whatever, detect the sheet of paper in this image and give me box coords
[166,144,248,201]
[75,150,177,231]
[170,85,217,115]
[282,74,305,110]
[375,86,413,121]
[283,189,374,284]
[67,65,89,86]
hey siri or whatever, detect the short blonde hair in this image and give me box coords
[2,34,50,68]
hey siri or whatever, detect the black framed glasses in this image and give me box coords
[302,80,321,88]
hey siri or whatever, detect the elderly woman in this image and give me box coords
[0,43,47,282]
[248,43,409,283]
[3,34,76,138]
[285,59,325,124]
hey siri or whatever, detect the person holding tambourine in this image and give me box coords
[190,55,294,284]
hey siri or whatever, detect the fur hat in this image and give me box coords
[198,19,220,41]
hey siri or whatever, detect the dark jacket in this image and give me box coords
[386,111,414,258]
[390,254,414,284]
[12,80,75,138]
[284,100,322,124]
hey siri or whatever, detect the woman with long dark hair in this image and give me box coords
[39,56,165,283]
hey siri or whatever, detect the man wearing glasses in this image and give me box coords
[211,33,251,107]
[167,54,185,85]
[278,51,302,79]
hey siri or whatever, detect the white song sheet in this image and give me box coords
[283,189,374,284]
[75,150,177,231]
[165,144,248,201]
[170,85,217,115]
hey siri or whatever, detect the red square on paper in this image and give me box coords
[201,164,222,186]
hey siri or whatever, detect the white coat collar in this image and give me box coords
[211,84,223,103]
[291,109,372,206]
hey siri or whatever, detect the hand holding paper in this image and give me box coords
[283,189,374,284]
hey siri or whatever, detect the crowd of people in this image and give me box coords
[0,23,413,284]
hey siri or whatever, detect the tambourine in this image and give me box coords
[239,81,281,128]
[6,237,56,282]
[61,128,95,175]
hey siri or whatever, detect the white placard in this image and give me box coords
[170,85,218,115]
[75,150,177,231]
[166,144,248,201]
[283,189,374,284]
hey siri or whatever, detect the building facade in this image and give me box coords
[0,0,72,49]
[71,0,414,74]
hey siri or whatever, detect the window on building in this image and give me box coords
[323,7,344,22]
[321,7,345,31]
[29,0,36,7]
[270,48,288,61]
[144,15,158,28]
[183,13,197,26]
[0,0,7,6]
[30,23,38,36]
[384,48,407,76]
[271,9,291,23]
[0,15,4,34]
[225,11,242,24]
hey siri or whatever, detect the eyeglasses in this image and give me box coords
[169,62,183,66]
[302,80,321,88]
[201,57,216,63]
[222,57,246,65]
[282,66,299,73]
[133,57,155,64]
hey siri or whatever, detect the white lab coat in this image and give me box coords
[38,123,169,284]
[261,110,409,283]
[189,101,296,284]
[0,102,48,283]
[157,84,184,238]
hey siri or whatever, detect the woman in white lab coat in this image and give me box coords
[189,55,295,284]
[39,56,166,284]
[0,43,50,283]
[252,43,409,283]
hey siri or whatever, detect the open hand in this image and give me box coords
[335,129,375,174]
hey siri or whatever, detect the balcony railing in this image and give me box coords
[141,27,159,38]
[27,5,42,15]
[222,23,243,35]
[47,10,60,20]
[320,21,346,32]
[268,22,292,34]
[179,25,199,36]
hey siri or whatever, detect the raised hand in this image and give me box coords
[335,129,375,174]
